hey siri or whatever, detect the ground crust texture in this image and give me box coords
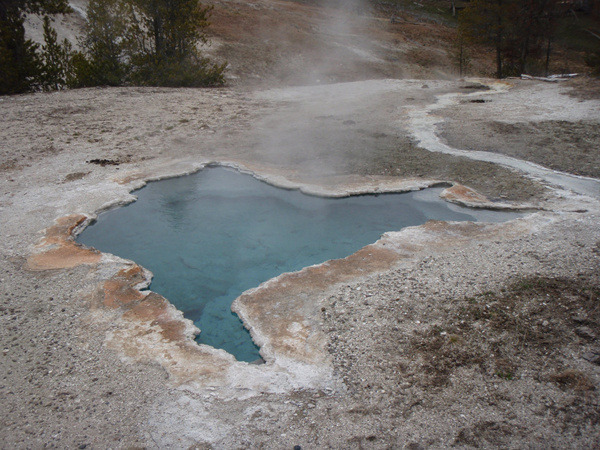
[1,75,599,448]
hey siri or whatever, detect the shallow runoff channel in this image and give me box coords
[408,82,600,199]
[78,166,523,362]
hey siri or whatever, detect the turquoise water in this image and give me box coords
[77,166,522,362]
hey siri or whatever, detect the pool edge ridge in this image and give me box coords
[23,163,547,397]
[231,213,544,390]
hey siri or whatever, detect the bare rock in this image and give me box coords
[575,326,597,341]
[582,351,600,365]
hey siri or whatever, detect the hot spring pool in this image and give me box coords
[77,166,522,362]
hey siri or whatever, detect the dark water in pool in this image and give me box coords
[77,167,522,362]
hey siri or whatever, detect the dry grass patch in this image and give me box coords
[404,276,600,388]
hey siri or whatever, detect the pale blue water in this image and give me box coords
[77,167,522,362]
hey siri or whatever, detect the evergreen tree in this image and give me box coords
[0,9,39,94]
[508,0,560,75]
[38,15,75,90]
[76,0,129,86]
[458,0,561,77]
[585,32,600,75]
[125,0,225,86]
[458,0,520,78]
[450,24,472,76]
[75,0,225,87]
[0,0,71,94]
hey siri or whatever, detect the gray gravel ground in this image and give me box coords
[1,78,599,448]
[0,261,170,448]
[145,210,600,448]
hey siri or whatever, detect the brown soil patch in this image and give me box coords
[565,76,600,101]
[403,276,600,388]
[442,119,600,179]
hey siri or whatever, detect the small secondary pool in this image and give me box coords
[78,166,522,362]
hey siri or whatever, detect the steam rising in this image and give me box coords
[262,0,388,86]
[247,79,438,178]
[227,0,420,178]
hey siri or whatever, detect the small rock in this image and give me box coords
[542,320,549,327]
[572,314,588,324]
[582,351,600,365]
[575,326,596,340]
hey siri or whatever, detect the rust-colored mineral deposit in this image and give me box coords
[26,214,101,271]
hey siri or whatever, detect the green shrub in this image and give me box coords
[130,55,226,87]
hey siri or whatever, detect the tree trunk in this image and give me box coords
[153,16,163,57]
[496,47,502,78]
[496,0,504,79]
[545,37,552,76]
[520,35,530,75]
[459,41,464,76]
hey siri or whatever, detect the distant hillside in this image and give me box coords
[24,0,599,86]
[24,1,87,50]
